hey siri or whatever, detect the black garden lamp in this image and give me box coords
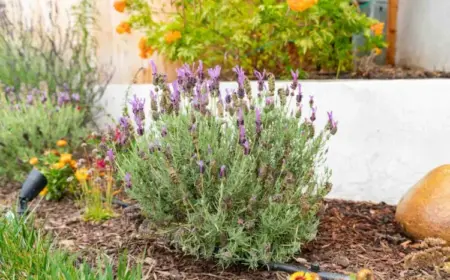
[17,168,47,216]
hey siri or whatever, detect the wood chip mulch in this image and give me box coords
[1,182,449,280]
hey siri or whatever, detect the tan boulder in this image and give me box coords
[395,164,450,243]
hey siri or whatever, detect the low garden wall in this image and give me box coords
[97,79,450,205]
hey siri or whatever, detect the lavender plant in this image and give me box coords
[115,62,337,267]
[0,82,86,180]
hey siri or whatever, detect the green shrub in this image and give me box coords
[119,0,386,77]
[0,0,112,122]
[0,85,87,181]
[0,215,142,279]
[115,63,337,267]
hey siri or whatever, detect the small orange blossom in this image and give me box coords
[29,157,39,165]
[289,271,320,280]
[287,0,318,12]
[371,22,384,36]
[138,37,155,59]
[164,31,182,44]
[56,139,68,147]
[113,0,126,13]
[59,153,72,164]
[116,21,131,34]
[373,48,382,56]
[52,162,65,169]
[70,160,77,169]
[39,187,48,197]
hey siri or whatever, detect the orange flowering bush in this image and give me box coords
[114,0,126,13]
[116,21,131,34]
[112,0,386,76]
[287,0,318,12]
[370,22,385,36]
[164,31,182,44]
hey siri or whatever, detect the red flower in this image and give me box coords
[76,106,82,111]
[114,128,122,142]
[96,159,106,169]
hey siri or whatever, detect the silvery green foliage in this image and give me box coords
[116,62,337,268]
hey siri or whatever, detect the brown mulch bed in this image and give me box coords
[1,182,449,280]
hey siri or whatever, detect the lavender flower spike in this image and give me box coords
[219,165,226,178]
[135,116,144,136]
[237,108,244,126]
[161,126,168,137]
[207,65,222,81]
[71,93,80,102]
[310,106,317,122]
[239,125,246,144]
[124,173,132,188]
[243,140,250,155]
[327,111,338,135]
[232,66,245,85]
[254,69,266,92]
[309,95,314,108]
[150,60,157,75]
[107,149,115,163]
[197,160,205,174]
[129,95,145,116]
[255,108,262,134]
[290,69,299,90]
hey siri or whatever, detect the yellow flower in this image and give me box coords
[56,139,68,147]
[52,162,66,169]
[114,0,126,13]
[116,21,131,34]
[75,168,89,183]
[373,48,382,56]
[39,187,48,197]
[59,153,72,164]
[287,0,318,12]
[29,157,39,165]
[289,271,320,280]
[370,22,384,36]
[164,31,182,44]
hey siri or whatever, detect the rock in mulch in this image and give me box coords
[396,165,450,243]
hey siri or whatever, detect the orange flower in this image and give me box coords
[59,153,72,164]
[289,271,320,280]
[116,21,131,34]
[287,0,318,12]
[56,139,68,147]
[52,162,66,169]
[371,22,384,36]
[113,0,126,13]
[373,48,382,56]
[164,31,182,44]
[70,160,77,169]
[29,157,39,165]
[138,37,155,59]
[39,187,48,197]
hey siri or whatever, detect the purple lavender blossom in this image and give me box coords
[290,69,299,90]
[327,111,338,135]
[129,95,145,117]
[26,94,33,105]
[310,106,317,122]
[296,87,303,104]
[189,123,197,133]
[207,65,221,81]
[265,97,273,106]
[197,160,205,174]
[119,116,129,130]
[254,69,266,92]
[150,89,157,101]
[243,140,250,155]
[107,149,115,164]
[57,92,70,106]
[150,60,157,76]
[40,91,48,103]
[309,95,314,108]
[161,126,167,137]
[255,108,262,134]
[225,89,232,104]
[237,108,244,126]
[196,60,205,82]
[71,93,80,102]
[232,66,246,98]
[239,125,246,144]
[124,173,132,188]
[219,165,226,178]
[171,81,180,108]
[135,116,144,136]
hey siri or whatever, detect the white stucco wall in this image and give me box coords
[396,0,450,71]
[97,80,450,205]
